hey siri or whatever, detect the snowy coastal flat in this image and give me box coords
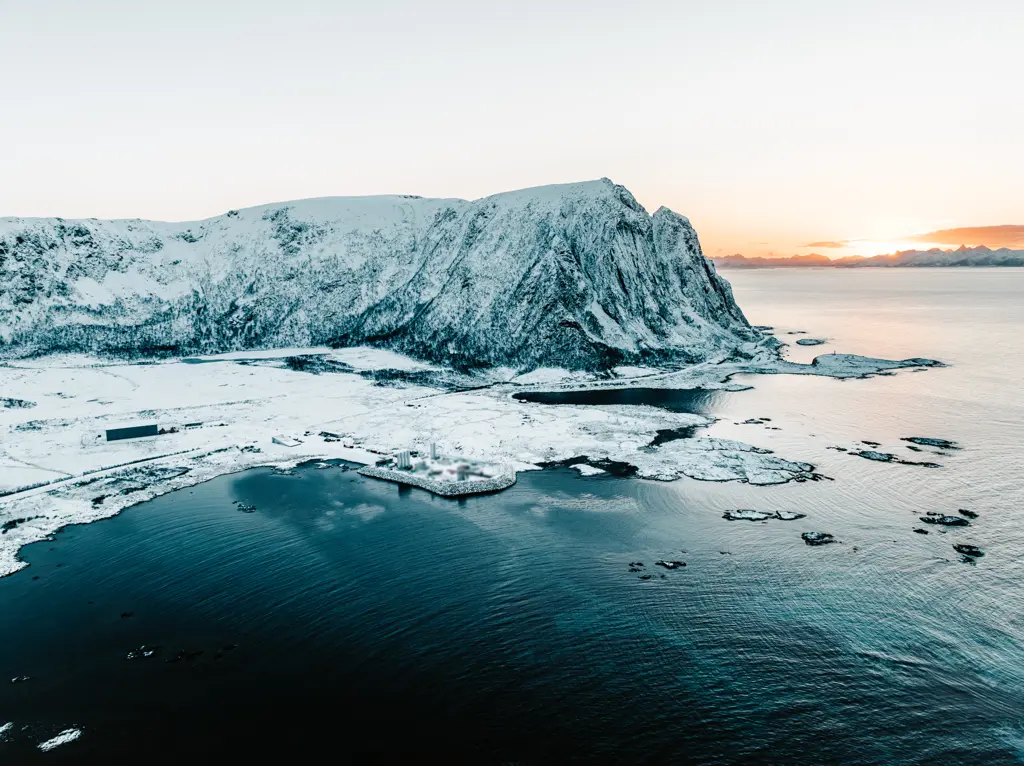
[0,346,937,578]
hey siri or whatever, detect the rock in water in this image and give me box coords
[795,338,826,346]
[0,179,762,370]
[902,437,959,450]
[853,450,898,463]
[920,513,970,527]
[723,509,773,521]
[802,532,837,546]
[958,508,979,519]
[953,544,984,558]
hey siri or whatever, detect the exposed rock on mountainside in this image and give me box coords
[0,179,761,369]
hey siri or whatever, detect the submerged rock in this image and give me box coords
[655,560,686,569]
[902,437,959,450]
[236,503,256,513]
[125,645,159,660]
[958,508,979,519]
[953,543,984,558]
[920,513,969,527]
[37,728,82,752]
[795,338,826,346]
[802,532,837,546]
[775,511,807,521]
[10,675,31,683]
[854,450,896,462]
[853,450,941,468]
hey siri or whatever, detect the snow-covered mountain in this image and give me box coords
[0,179,759,369]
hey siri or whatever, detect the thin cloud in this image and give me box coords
[802,240,846,248]
[902,225,1024,248]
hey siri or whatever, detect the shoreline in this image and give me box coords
[1,345,942,579]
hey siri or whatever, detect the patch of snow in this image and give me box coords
[509,368,596,386]
[612,366,660,379]
[573,464,606,476]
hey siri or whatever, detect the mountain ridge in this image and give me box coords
[0,178,761,370]
[714,247,1024,269]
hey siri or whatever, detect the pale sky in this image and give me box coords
[2,0,1021,258]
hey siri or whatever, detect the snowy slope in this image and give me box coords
[0,179,760,369]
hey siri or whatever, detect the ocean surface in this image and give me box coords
[2,268,1023,763]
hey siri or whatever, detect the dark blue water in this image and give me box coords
[5,269,1024,763]
[2,461,1022,763]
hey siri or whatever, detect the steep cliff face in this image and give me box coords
[0,178,760,369]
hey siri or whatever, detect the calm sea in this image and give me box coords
[2,268,1022,763]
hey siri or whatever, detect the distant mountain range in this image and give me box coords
[714,246,1024,269]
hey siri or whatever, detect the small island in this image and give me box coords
[358,443,516,497]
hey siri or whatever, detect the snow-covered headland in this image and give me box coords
[0,179,943,577]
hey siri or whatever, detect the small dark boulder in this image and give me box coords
[853,450,897,463]
[920,513,969,527]
[802,532,837,546]
[958,508,979,519]
[953,544,984,558]
[913,528,929,535]
[902,437,959,450]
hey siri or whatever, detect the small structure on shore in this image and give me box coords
[105,424,159,442]
[358,444,515,497]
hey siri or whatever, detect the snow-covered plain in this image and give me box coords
[0,346,939,578]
